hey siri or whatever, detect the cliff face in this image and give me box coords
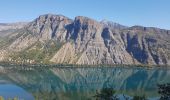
[122,26,170,65]
[27,14,73,41]
[0,14,170,65]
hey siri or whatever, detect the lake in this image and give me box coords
[0,65,169,100]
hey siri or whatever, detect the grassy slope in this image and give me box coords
[9,40,64,64]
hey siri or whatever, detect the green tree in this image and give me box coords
[157,83,170,100]
[94,88,119,100]
[132,95,147,100]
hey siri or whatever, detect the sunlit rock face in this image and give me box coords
[0,14,170,65]
[27,14,73,41]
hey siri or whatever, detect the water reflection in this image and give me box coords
[0,84,34,100]
[0,66,170,100]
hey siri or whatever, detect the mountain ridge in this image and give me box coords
[0,14,170,66]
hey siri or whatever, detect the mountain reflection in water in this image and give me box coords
[0,66,170,100]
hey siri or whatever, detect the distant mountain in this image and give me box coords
[0,14,169,66]
[0,22,27,37]
[0,22,27,31]
[100,19,128,30]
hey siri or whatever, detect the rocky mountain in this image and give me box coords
[0,14,169,66]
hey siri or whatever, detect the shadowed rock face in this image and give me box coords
[122,26,170,65]
[0,14,170,65]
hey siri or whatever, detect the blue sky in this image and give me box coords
[0,0,170,29]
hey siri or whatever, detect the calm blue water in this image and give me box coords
[0,66,169,100]
[0,84,34,100]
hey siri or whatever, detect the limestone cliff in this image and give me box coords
[0,14,169,66]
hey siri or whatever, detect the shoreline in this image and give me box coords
[0,61,169,69]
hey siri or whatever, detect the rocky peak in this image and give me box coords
[71,16,103,41]
[73,16,102,34]
[27,14,73,41]
[100,19,127,30]
[74,16,101,26]
[1,13,169,66]
[35,14,71,24]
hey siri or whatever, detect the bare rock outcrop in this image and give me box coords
[27,14,73,42]
[0,14,170,66]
